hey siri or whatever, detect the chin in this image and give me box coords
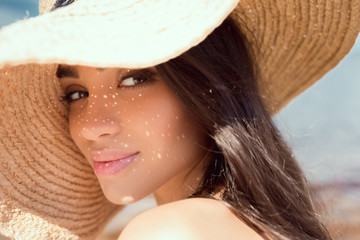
[101,188,147,205]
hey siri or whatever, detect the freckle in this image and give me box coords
[103,95,108,98]
[109,86,112,89]
[94,95,97,98]
[115,93,119,96]
[112,95,116,99]
[114,102,118,105]
[124,144,128,148]
[157,153,162,159]
[146,131,150,136]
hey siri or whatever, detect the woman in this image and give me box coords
[0,0,358,239]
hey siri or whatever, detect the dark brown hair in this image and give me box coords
[156,17,332,240]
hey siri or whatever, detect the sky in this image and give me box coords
[0,0,359,184]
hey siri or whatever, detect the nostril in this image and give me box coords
[99,133,111,138]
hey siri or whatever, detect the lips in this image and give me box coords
[91,150,139,177]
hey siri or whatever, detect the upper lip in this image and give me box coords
[91,149,139,163]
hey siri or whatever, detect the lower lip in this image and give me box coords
[93,152,139,177]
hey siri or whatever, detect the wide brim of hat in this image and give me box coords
[0,0,359,112]
[0,0,238,69]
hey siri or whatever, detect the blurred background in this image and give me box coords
[1,1,359,239]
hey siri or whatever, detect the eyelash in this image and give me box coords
[60,70,156,103]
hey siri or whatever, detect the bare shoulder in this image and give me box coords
[118,198,265,240]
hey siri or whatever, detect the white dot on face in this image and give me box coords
[157,153,162,159]
[104,104,108,107]
[139,93,142,97]
[124,144,128,148]
[101,85,104,88]
[121,196,134,204]
[104,95,108,98]
[156,114,160,118]
[128,134,131,137]
[146,131,150,136]
[145,121,148,125]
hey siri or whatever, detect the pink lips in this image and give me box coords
[91,150,139,176]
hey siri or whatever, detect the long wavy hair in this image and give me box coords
[156,17,332,240]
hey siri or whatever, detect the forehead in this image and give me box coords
[56,64,106,78]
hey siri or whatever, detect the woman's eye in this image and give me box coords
[120,76,145,87]
[61,90,89,103]
[118,70,156,88]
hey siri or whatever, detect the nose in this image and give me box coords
[80,117,122,141]
[78,97,123,141]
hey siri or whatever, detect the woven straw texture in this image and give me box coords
[0,0,359,239]
[0,64,119,239]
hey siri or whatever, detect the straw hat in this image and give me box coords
[0,0,358,239]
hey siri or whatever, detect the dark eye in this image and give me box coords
[118,70,156,88]
[61,90,89,103]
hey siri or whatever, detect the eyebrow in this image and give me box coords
[56,64,79,79]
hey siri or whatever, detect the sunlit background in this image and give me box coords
[1,1,359,239]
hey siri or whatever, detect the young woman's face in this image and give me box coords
[58,65,209,204]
